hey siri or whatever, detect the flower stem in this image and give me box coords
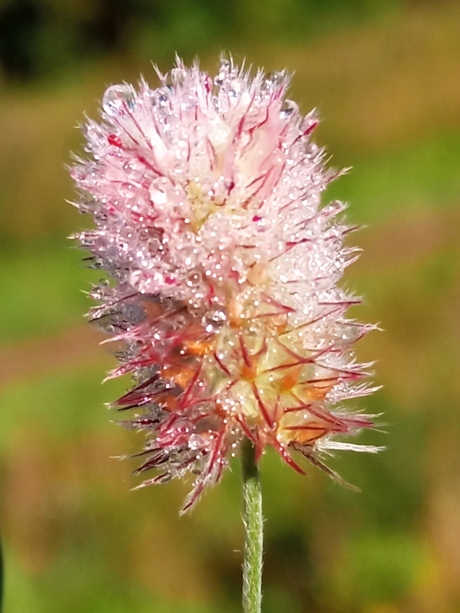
[242,438,263,613]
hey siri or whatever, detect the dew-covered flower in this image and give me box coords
[71,57,379,512]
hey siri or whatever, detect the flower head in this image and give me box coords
[72,57,378,511]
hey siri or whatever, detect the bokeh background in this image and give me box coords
[1,0,460,611]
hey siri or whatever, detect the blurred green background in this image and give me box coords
[1,0,460,611]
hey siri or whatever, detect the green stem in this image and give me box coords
[242,438,263,613]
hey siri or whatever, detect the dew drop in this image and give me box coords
[167,68,186,86]
[215,59,231,86]
[280,99,297,119]
[148,238,161,252]
[94,212,107,224]
[108,133,122,148]
[210,309,226,323]
[149,185,167,205]
[229,78,244,97]
[149,87,170,110]
[174,314,188,329]
[263,71,284,91]
[188,434,203,450]
[103,84,136,117]
[186,270,202,287]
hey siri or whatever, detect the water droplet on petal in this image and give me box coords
[210,309,226,323]
[149,185,167,206]
[215,59,231,86]
[186,270,202,287]
[164,275,176,286]
[148,237,161,253]
[167,68,186,86]
[108,133,122,147]
[203,308,227,333]
[103,84,136,117]
[280,99,298,119]
[263,71,285,91]
[229,78,244,97]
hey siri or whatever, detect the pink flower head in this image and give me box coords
[72,57,379,512]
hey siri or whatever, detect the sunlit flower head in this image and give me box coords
[71,57,379,512]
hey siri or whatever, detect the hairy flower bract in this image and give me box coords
[71,57,378,511]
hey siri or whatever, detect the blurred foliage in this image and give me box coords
[0,0,407,82]
[1,0,460,612]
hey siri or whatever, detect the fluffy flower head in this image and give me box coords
[72,57,378,511]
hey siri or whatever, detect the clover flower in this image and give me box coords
[71,57,378,512]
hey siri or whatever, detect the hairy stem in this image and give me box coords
[242,438,263,613]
